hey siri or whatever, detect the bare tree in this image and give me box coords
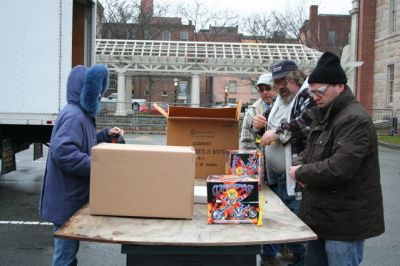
[174,0,239,41]
[270,1,310,41]
[98,0,171,39]
[269,0,349,56]
[241,13,289,43]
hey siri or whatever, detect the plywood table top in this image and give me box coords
[55,186,316,246]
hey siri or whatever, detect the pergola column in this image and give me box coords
[191,74,200,107]
[125,76,133,114]
[349,0,359,94]
[116,71,127,116]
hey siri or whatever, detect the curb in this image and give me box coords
[378,141,400,151]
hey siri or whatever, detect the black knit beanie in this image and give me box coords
[308,51,347,84]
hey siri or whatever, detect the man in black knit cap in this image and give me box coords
[289,51,385,266]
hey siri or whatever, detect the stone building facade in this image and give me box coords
[372,0,399,114]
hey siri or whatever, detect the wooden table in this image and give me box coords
[55,187,316,266]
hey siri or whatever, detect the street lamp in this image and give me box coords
[173,78,179,104]
[224,85,229,106]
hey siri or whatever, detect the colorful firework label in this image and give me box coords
[226,150,263,188]
[207,175,259,224]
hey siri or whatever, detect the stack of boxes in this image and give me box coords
[206,150,263,224]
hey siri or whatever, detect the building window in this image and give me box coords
[144,31,154,40]
[162,31,171,41]
[328,30,336,45]
[144,90,150,96]
[161,90,168,97]
[180,31,188,41]
[228,80,237,93]
[387,64,395,104]
[250,98,257,104]
[228,98,237,104]
[108,78,117,89]
[389,0,397,34]
[127,31,136,39]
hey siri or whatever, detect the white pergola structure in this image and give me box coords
[96,39,323,115]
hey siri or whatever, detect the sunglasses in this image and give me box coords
[257,85,272,93]
[308,85,331,97]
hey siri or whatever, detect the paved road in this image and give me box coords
[0,134,399,265]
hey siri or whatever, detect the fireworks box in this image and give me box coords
[226,150,263,180]
[155,103,241,179]
[89,143,196,219]
[207,175,259,224]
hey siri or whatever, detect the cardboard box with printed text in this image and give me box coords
[89,143,196,219]
[155,104,241,179]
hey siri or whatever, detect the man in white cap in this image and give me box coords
[239,73,276,150]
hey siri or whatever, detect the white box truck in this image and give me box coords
[0,0,97,174]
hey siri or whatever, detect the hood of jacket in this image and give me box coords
[66,65,87,105]
[66,64,109,117]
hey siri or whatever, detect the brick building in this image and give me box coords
[300,5,351,56]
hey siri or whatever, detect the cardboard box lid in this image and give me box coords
[92,143,195,153]
[154,102,242,122]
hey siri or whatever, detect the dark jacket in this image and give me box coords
[296,86,385,240]
[39,65,110,225]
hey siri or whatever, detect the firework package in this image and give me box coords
[226,150,264,187]
[207,175,260,224]
[157,104,241,178]
[89,143,196,219]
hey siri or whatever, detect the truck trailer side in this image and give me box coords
[0,0,96,174]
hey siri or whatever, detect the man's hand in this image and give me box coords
[253,114,267,131]
[108,127,124,136]
[289,165,301,181]
[261,129,277,145]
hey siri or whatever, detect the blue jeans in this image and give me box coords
[52,224,80,266]
[305,239,364,266]
[263,174,305,264]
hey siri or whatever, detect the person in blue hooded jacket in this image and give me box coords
[39,64,123,266]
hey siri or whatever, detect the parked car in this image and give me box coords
[132,99,146,111]
[139,102,168,114]
[101,93,118,102]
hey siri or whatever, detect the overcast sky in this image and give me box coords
[162,0,352,17]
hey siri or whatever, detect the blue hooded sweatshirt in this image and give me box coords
[39,64,110,225]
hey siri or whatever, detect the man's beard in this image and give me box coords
[280,91,296,104]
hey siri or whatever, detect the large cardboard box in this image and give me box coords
[89,143,196,219]
[157,105,241,178]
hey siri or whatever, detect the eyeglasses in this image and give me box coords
[257,85,272,93]
[308,85,331,97]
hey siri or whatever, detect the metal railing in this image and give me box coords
[97,101,166,133]
[97,104,398,136]
[97,101,240,133]
[367,108,397,135]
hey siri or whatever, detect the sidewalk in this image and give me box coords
[378,141,400,150]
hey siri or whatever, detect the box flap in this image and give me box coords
[93,143,195,154]
[168,106,239,120]
[153,102,168,118]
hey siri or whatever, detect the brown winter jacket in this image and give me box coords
[296,86,385,240]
